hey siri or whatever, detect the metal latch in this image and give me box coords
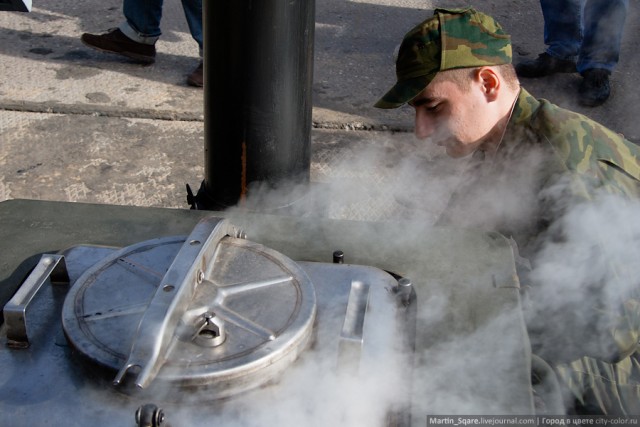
[3,254,70,348]
[113,217,241,388]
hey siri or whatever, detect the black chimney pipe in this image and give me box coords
[189,0,315,211]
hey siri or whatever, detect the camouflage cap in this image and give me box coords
[374,7,512,109]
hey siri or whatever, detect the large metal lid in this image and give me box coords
[61,217,316,398]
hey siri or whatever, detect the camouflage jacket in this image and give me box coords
[504,88,640,199]
[438,88,640,365]
[441,87,640,246]
[511,89,640,415]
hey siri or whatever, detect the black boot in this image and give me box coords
[515,52,576,78]
[579,68,611,107]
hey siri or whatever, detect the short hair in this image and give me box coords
[433,64,520,91]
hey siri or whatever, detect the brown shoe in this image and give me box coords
[81,28,156,64]
[187,61,203,87]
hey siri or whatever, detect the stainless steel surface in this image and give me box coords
[396,277,413,306]
[0,222,411,425]
[0,200,537,424]
[62,218,317,399]
[193,312,226,348]
[110,217,238,388]
[338,280,370,370]
[3,254,68,348]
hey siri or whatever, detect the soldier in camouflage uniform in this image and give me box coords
[376,7,640,415]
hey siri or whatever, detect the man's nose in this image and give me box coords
[414,109,434,139]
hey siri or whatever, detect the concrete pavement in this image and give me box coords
[1,0,639,216]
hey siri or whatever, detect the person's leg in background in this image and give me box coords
[515,0,582,77]
[577,0,629,106]
[81,0,164,64]
[181,0,204,87]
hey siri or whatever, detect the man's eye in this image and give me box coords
[426,104,440,112]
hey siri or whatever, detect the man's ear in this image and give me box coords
[476,67,500,102]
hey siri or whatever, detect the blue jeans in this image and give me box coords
[119,0,203,52]
[540,0,628,74]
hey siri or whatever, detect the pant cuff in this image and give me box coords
[118,22,159,45]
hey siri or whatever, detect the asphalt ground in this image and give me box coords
[1,0,639,217]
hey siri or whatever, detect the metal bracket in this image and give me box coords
[113,217,239,388]
[3,254,69,348]
[337,280,370,372]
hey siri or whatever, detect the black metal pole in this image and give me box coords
[190,0,315,211]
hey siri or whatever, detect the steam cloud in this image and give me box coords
[528,190,640,363]
[202,338,409,427]
[177,131,638,422]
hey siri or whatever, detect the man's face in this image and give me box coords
[409,75,498,158]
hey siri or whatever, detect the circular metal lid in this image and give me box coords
[62,234,316,398]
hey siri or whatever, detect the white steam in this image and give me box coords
[527,189,640,363]
[239,131,467,224]
[177,132,640,421]
[201,339,409,427]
